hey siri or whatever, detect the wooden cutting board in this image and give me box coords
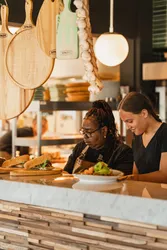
[36,0,64,58]
[5,0,54,90]
[0,5,34,120]
[0,167,22,172]
[0,167,24,174]
[56,0,79,59]
[0,169,10,174]
[10,168,62,176]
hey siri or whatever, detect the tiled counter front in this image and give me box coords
[0,200,166,250]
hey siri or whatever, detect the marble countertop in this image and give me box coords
[0,173,167,226]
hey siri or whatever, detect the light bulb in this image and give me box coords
[94,33,129,67]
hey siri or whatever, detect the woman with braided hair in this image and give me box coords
[64,100,133,175]
[119,92,167,183]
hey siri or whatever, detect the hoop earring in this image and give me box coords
[104,135,106,139]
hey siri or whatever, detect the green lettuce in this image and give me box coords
[34,160,52,170]
[93,162,110,175]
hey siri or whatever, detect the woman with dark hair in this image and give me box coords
[118,92,167,183]
[64,100,133,175]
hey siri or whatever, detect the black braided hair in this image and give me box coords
[84,100,119,141]
[118,92,162,122]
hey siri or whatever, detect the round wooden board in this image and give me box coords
[0,5,34,120]
[36,0,64,58]
[6,28,54,90]
[5,0,55,90]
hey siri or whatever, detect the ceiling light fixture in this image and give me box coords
[94,0,129,67]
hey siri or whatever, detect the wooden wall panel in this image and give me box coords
[0,200,166,250]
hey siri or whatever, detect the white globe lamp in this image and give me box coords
[94,0,129,67]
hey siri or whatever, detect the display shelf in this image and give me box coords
[26,100,116,112]
[14,137,82,147]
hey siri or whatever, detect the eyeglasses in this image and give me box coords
[79,127,101,138]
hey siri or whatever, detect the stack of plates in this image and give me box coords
[65,82,90,102]
[49,84,66,101]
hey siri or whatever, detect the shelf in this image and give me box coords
[15,137,82,147]
[26,101,117,112]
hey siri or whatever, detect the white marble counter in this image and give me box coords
[0,174,167,227]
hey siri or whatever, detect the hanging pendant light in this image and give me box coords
[94,0,129,67]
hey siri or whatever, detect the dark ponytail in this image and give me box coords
[118,92,161,122]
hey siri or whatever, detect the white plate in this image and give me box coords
[74,170,124,184]
[72,182,123,192]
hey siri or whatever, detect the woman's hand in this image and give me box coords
[126,174,139,181]
[118,174,139,181]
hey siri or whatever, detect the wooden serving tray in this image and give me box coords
[10,168,62,176]
[0,169,11,174]
[0,167,25,174]
[0,167,23,173]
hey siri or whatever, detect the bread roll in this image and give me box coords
[2,155,30,168]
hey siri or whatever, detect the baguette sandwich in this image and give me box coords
[24,153,52,170]
[10,154,62,176]
[1,155,30,169]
